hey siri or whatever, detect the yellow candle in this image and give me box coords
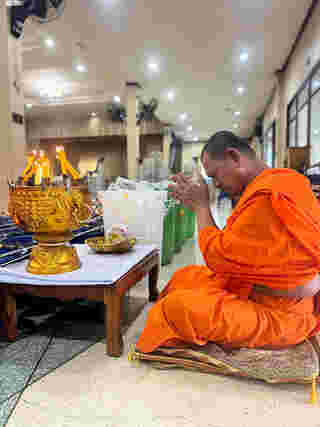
[34,162,42,185]
[39,150,51,180]
[22,150,37,179]
[42,159,50,179]
[56,146,80,180]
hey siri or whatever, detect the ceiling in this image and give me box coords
[21,0,313,140]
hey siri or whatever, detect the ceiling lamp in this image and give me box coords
[90,112,97,117]
[237,86,245,95]
[193,136,199,142]
[180,113,187,121]
[113,96,121,103]
[233,123,240,129]
[76,64,86,72]
[234,111,241,117]
[187,125,193,132]
[240,51,249,63]
[45,38,55,48]
[148,61,159,72]
[39,86,65,99]
[167,90,175,101]
[25,103,33,109]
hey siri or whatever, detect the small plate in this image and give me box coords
[85,236,136,254]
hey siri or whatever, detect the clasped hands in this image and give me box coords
[168,173,212,211]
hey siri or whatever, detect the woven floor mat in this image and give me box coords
[132,338,320,384]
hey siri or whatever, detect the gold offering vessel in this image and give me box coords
[9,185,91,275]
[9,146,93,275]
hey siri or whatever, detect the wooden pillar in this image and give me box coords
[125,82,140,179]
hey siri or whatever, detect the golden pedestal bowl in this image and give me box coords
[86,236,136,254]
[8,185,91,275]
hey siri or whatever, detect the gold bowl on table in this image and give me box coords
[8,185,91,275]
[86,236,136,254]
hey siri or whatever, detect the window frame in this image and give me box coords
[286,59,320,148]
[263,120,276,167]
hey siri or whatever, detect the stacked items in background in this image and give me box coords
[104,176,196,266]
[139,151,170,182]
[304,165,320,201]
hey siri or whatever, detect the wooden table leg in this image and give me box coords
[105,288,123,357]
[148,263,159,302]
[0,286,17,341]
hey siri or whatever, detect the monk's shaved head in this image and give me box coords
[201,131,256,161]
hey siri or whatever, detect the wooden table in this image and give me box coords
[0,249,159,357]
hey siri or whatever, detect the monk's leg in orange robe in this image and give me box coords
[136,266,317,353]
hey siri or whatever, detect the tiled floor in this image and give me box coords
[5,237,320,427]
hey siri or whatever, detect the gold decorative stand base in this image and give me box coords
[27,243,81,275]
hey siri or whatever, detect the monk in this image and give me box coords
[136,131,320,353]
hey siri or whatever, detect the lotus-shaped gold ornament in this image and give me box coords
[8,185,91,274]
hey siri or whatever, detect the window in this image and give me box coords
[310,89,320,164]
[298,83,309,110]
[263,121,276,167]
[287,74,311,148]
[297,104,308,147]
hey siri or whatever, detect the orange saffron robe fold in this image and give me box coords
[136,169,320,353]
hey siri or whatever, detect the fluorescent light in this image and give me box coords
[76,64,86,72]
[240,51,249,63]
[187,125,193,132]
[234,111,241,116]
[148,61,159,72]
[113,96,121,103]
[90,112,97,117]
[237,86,245,94]
[45,38,55,48]
[25,103,33,109]
[180,113,187,121]
[167,90,175,101]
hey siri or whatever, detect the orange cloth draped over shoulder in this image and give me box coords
[136,169,320,353]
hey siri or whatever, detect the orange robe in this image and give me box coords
[137,169,320,353]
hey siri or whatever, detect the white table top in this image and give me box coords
[0,244,157,286]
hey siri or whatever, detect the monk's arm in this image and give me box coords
[194,204,219,231]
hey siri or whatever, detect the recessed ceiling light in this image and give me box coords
[90,112,97,117]
[148,61,159,72]
[76,64,86,72]
[25,103,33,109]
[240,51,249,63]
[187,125,193,132]
[180,113,187,121]
[237,86,245,95]
[234,111,241,117]
[45,38,55,48]
[167,90,175,101]
[113,96,121,103]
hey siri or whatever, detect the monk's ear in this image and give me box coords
[225,148,241,166]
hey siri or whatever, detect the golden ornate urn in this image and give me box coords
[8,185,91,275]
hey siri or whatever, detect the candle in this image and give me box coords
[56,146,80,180]
[39,150,51,180]
[34,161,43,185]
[22,150,37,181]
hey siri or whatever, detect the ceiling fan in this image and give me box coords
[106,98,160,125]
[9,0,65,38]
